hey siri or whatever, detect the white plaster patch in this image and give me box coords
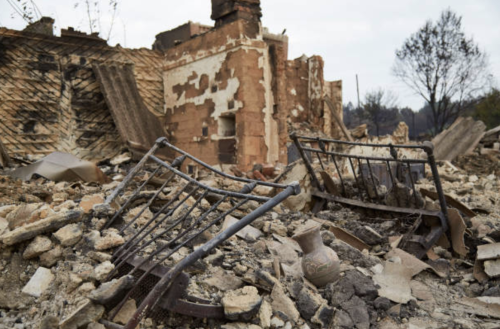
[164,51,242,129]
[290,88,297,96]
[298,104,304,112]
[259,47,279,163]
[292,109,299,117]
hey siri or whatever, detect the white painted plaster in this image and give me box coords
[164,50,243,136]
[260,47,279,164]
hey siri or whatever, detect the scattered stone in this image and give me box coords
[311,304,335,328]
[221,286,263,321]
[23,235,52,259]
[326,270,378,307]
[203,268,243,291]
[222,215,263,242]
[1,209,84,245]
[270,283,300,323]
[80,194,105,214]
[59,299,105,329]
[93,261,115,281]
[66,273,83,292]
[39,245,63,267]
[297,287,324,320]
[92,203,116,218]
[263,221,287,236]
[387,303,401,317]
[484,259,500,278]
[266,241,299,265]
[0,216,8,235]
[270,316,285,328]
[221,323,263,329]
[410,280,434,301]
[86,323,106,329]
[78,282,96,294]
[87,251,113,263]
[477,243,500,261]
[258,299,272,328]
[53,223,82,246]
[5,203,43,229]
[354,225,385,245]
[343,296,370,329]
[374,297,392,310]
[112,299,136,325]
[0,204,17,218]
[94,229,124,250]
[330,240,379,268]
[22,267,54,297]
[256,269,280,289]
[89,275,135,306]
[39,315,60,329]
[333,309,354,328]
[110,152,132,165]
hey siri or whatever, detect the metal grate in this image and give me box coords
[100,137,299,329]
[290,132,448,259]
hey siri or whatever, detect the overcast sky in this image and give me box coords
[1,0,499,110]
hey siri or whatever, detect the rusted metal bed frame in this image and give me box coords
[290,132,449,259]
[99,137,300,329]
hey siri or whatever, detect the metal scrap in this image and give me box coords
[9,152,109,183]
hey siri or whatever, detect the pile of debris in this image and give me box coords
[0,130,499,329]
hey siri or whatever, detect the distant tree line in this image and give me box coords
[343,87,500,140]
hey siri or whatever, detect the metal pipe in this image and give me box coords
[149,155,272,202]
[290,132,322,190]
[366,159,381,202]
[300,146,427,164]
[294,134,427,149]
[105,142,160,205]
[155,137,289,189]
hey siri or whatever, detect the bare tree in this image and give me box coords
[74,0,119,40]
[393,9,492,135]
[362,88,398,136]
[6,0,41,23]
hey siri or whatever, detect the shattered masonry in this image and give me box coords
[0,0,342,171]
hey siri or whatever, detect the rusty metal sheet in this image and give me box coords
[420,188,477,218]
[9,152,109,183]
[92,63,169,159]
[329,226,370,251]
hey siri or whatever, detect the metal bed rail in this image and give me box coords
[99,137,299,329]
[290,132,448,258]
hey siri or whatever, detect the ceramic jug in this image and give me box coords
[292,225,340,287]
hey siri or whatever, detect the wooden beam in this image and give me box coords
[324,96,353,142]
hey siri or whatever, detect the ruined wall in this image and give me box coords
[284,55,325,130]
[153,22,212,51]
[0,28,164,160]
[163,19,277,170]
[324,80,343,139]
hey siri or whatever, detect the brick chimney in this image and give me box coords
[211,0,262,27]
[23,17,55,36]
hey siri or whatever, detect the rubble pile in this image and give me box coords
[0,145,499,329]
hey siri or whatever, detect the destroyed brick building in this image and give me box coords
[1,2,500,329]
[0,0,342,171]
